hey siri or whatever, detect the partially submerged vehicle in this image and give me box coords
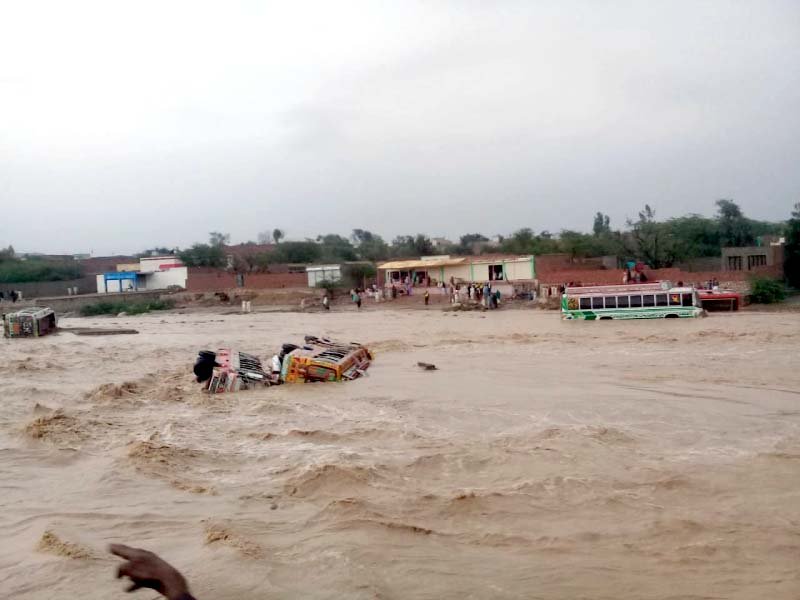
[561,282,704,320]
[697,289,742,312]
[194,336,372,393]
[3,307,57,338]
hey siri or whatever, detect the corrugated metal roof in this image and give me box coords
[378,255,532,270]
[378,257,467,270]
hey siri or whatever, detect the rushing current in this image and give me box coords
[1,308,799,599]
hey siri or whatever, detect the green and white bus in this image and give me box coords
[561,282,704,320]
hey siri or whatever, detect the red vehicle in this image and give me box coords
[697,289,742,311]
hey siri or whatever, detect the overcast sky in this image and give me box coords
[1,1,798,255]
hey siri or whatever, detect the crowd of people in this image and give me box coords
[316,279,508,311]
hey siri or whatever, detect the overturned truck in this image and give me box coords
[194,336,373,393]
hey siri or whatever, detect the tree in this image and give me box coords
[351,229,375,244]
[626,205,677,268]
[137,247,174,257]
[317,234,358,261]
[209,232,230,247]
[412,234,434,256]
[178,243,226,267]
[272,229,285,244]
[559,230,593,260]
[459,233,488,246]
[272,241,322,263]
[664,215,721,261]
[716,199,754,247]
[593,212,611,236]
[784,203,800,287]
[352,230,389,261]
[257,231,273,244]
[390,234,434,257]
[342,263,377,288]
[0,245,15,260]
[499,228,560,255]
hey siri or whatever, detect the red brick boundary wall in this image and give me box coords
[537,265,782,290]
[185,268,306,291]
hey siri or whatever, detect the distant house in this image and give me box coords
[306,264,343,287]
[96,256,188,293]
[305,261,374,288]
[430,237,454,250]
[378,254,535,290]
[722,237,785,272]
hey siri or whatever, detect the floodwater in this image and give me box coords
[1,308,799,599]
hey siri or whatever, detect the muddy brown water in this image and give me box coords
[1,309,799,599]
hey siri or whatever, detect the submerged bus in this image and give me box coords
[561,282,704,320]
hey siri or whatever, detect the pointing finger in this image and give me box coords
[110,544,140,559]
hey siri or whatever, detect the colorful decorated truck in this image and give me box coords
[3,307,57,338]
[194,336,372,393]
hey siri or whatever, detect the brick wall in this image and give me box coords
[185,268,237,291]
[244,273,306,288]
[536,254,615,273]
[537,265,782,288]
[185,268,305,291]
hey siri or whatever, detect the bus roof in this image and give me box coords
[565,283,694,295]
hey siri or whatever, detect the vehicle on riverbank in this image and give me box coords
[561,282,703,320]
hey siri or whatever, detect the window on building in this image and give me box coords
[747,254,767,269]
[728,256,743,271]
[604,296,617,309]
[591,297,604,309]
[617,296,630,308]
[643,294,655,307]
[656,294,668,307]
[489,264,504,281]
[579,297,591,310]
[630,295,642,307]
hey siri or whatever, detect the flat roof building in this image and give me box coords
[378,255,535,287]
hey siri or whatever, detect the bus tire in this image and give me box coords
[599,316,612,320]
[665,314,679,318]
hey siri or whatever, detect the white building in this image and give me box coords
[96,256,188,293]
[379,254,535,295]
[306,264,343,287]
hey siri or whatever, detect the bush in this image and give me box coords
[80,299,175,316]
[749,277,786,304]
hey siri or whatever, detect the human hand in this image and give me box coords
[110,543,191,600]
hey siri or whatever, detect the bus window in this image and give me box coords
[591,297,604,309]
[682,293,693,306]
[630,295,642,307]
[669,293,681,305]
[656,294,668,307]
[604,296,617,308]
[579,297,591,310]
[643,294,655,307]
[617,296,630,308]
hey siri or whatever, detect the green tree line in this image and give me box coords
[177,200,788,271]
[0,246,84,284]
